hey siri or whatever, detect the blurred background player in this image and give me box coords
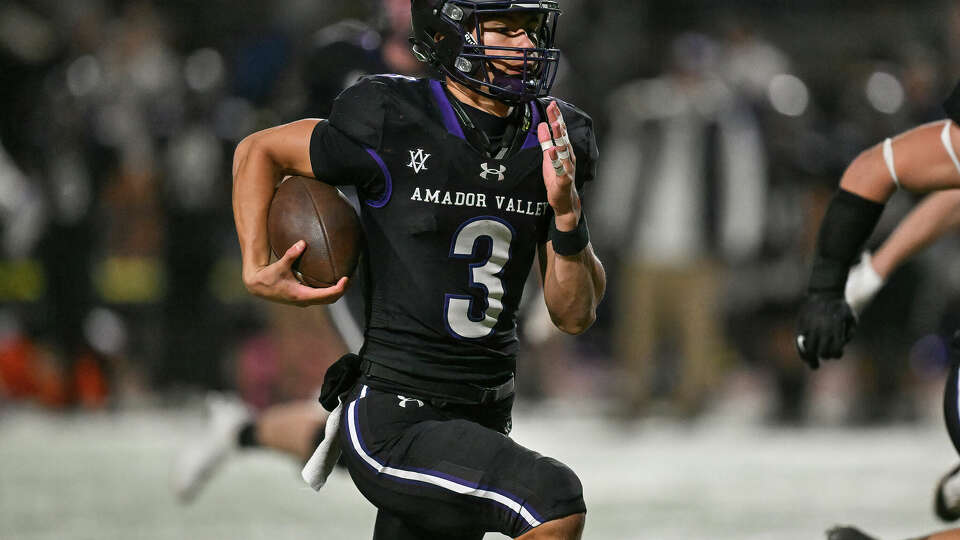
[796,80,960,539]
[173,0,425,502]
[844,189,960,529]
[593,31,766,419]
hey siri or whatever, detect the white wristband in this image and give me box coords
[844,251,885,318]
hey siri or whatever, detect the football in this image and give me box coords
[267,176,362,288]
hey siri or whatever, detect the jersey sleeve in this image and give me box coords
[536,100,600,244]
[559,102,600,197]
[310,75,392,202]
[309,120,386,202]
[944,80,960,125]
[328,75,388,150]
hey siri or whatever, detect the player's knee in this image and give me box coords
[520,512,585,540]
[534,456,584,511]
[513,457,585,538]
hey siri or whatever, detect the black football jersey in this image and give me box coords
[945,80,960,125]
[310,74,598,386]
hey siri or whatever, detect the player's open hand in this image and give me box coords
[795,292,857,369]
[242,240,349,307]
[538,101,580,227]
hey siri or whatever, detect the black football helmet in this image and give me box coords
[410,0,561,103]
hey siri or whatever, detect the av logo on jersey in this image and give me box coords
[480,162,507,182]
[407,149,431,174]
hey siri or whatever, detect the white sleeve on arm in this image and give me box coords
[940,120,960,176]
[882,137,900,189]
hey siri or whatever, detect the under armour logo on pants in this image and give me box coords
[397,395,424,408]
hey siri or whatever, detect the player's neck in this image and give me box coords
[445,77,510,118]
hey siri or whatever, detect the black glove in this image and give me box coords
[795,292,857,369]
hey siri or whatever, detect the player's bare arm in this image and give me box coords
[536,101,606,335]
[841,120,960,203]
[232,119,349,306]
[797,88,960,366]
[844,188,960,315]
[871,189,960,278]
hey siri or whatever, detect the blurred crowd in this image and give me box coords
[1,0,959,426]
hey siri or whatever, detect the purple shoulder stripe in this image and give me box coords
[364,148,392,208]
[521,102,542,150]
[429,79,466,140]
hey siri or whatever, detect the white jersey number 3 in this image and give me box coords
[444,217,514,339]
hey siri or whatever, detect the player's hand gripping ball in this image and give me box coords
[795,292,857,369]
[267,176,363,288]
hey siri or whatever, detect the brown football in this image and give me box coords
[267,176,362,288]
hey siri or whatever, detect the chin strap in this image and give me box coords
[444,85,531,159]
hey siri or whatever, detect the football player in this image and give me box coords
[795,80,960,367]
[796,80,960,540]
[232,0,605,538]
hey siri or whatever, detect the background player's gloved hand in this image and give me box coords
[795,292,857,369]
[243,240,349,307]
[796,188,885,369]
[844,252,884,318]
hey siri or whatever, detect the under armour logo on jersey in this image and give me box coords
[397,395,424,408]
[480,163,507,182]
[407,149,431,174]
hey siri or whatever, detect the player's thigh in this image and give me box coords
[339,387,584,538]
[372,508,477,540]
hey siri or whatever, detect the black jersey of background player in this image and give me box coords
[302,21,392,118]
[309,74,598,386]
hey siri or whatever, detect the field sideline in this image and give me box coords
[0,401,954,540]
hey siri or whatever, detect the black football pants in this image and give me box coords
[338,382,585,539]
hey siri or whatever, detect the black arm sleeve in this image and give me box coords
[944,80,960,125]
[309,120,386,202]
[808,188,885,293]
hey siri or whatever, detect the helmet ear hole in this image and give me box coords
[411,42,434,64]
[454,57,474,73]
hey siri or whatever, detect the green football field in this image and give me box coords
[0,402,954,540]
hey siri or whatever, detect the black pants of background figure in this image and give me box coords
[38,221,94,356]
[852,261,924,424]
[160,212,226,388]
[338,381,585,539]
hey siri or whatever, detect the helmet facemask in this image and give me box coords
[411,0,561,103]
